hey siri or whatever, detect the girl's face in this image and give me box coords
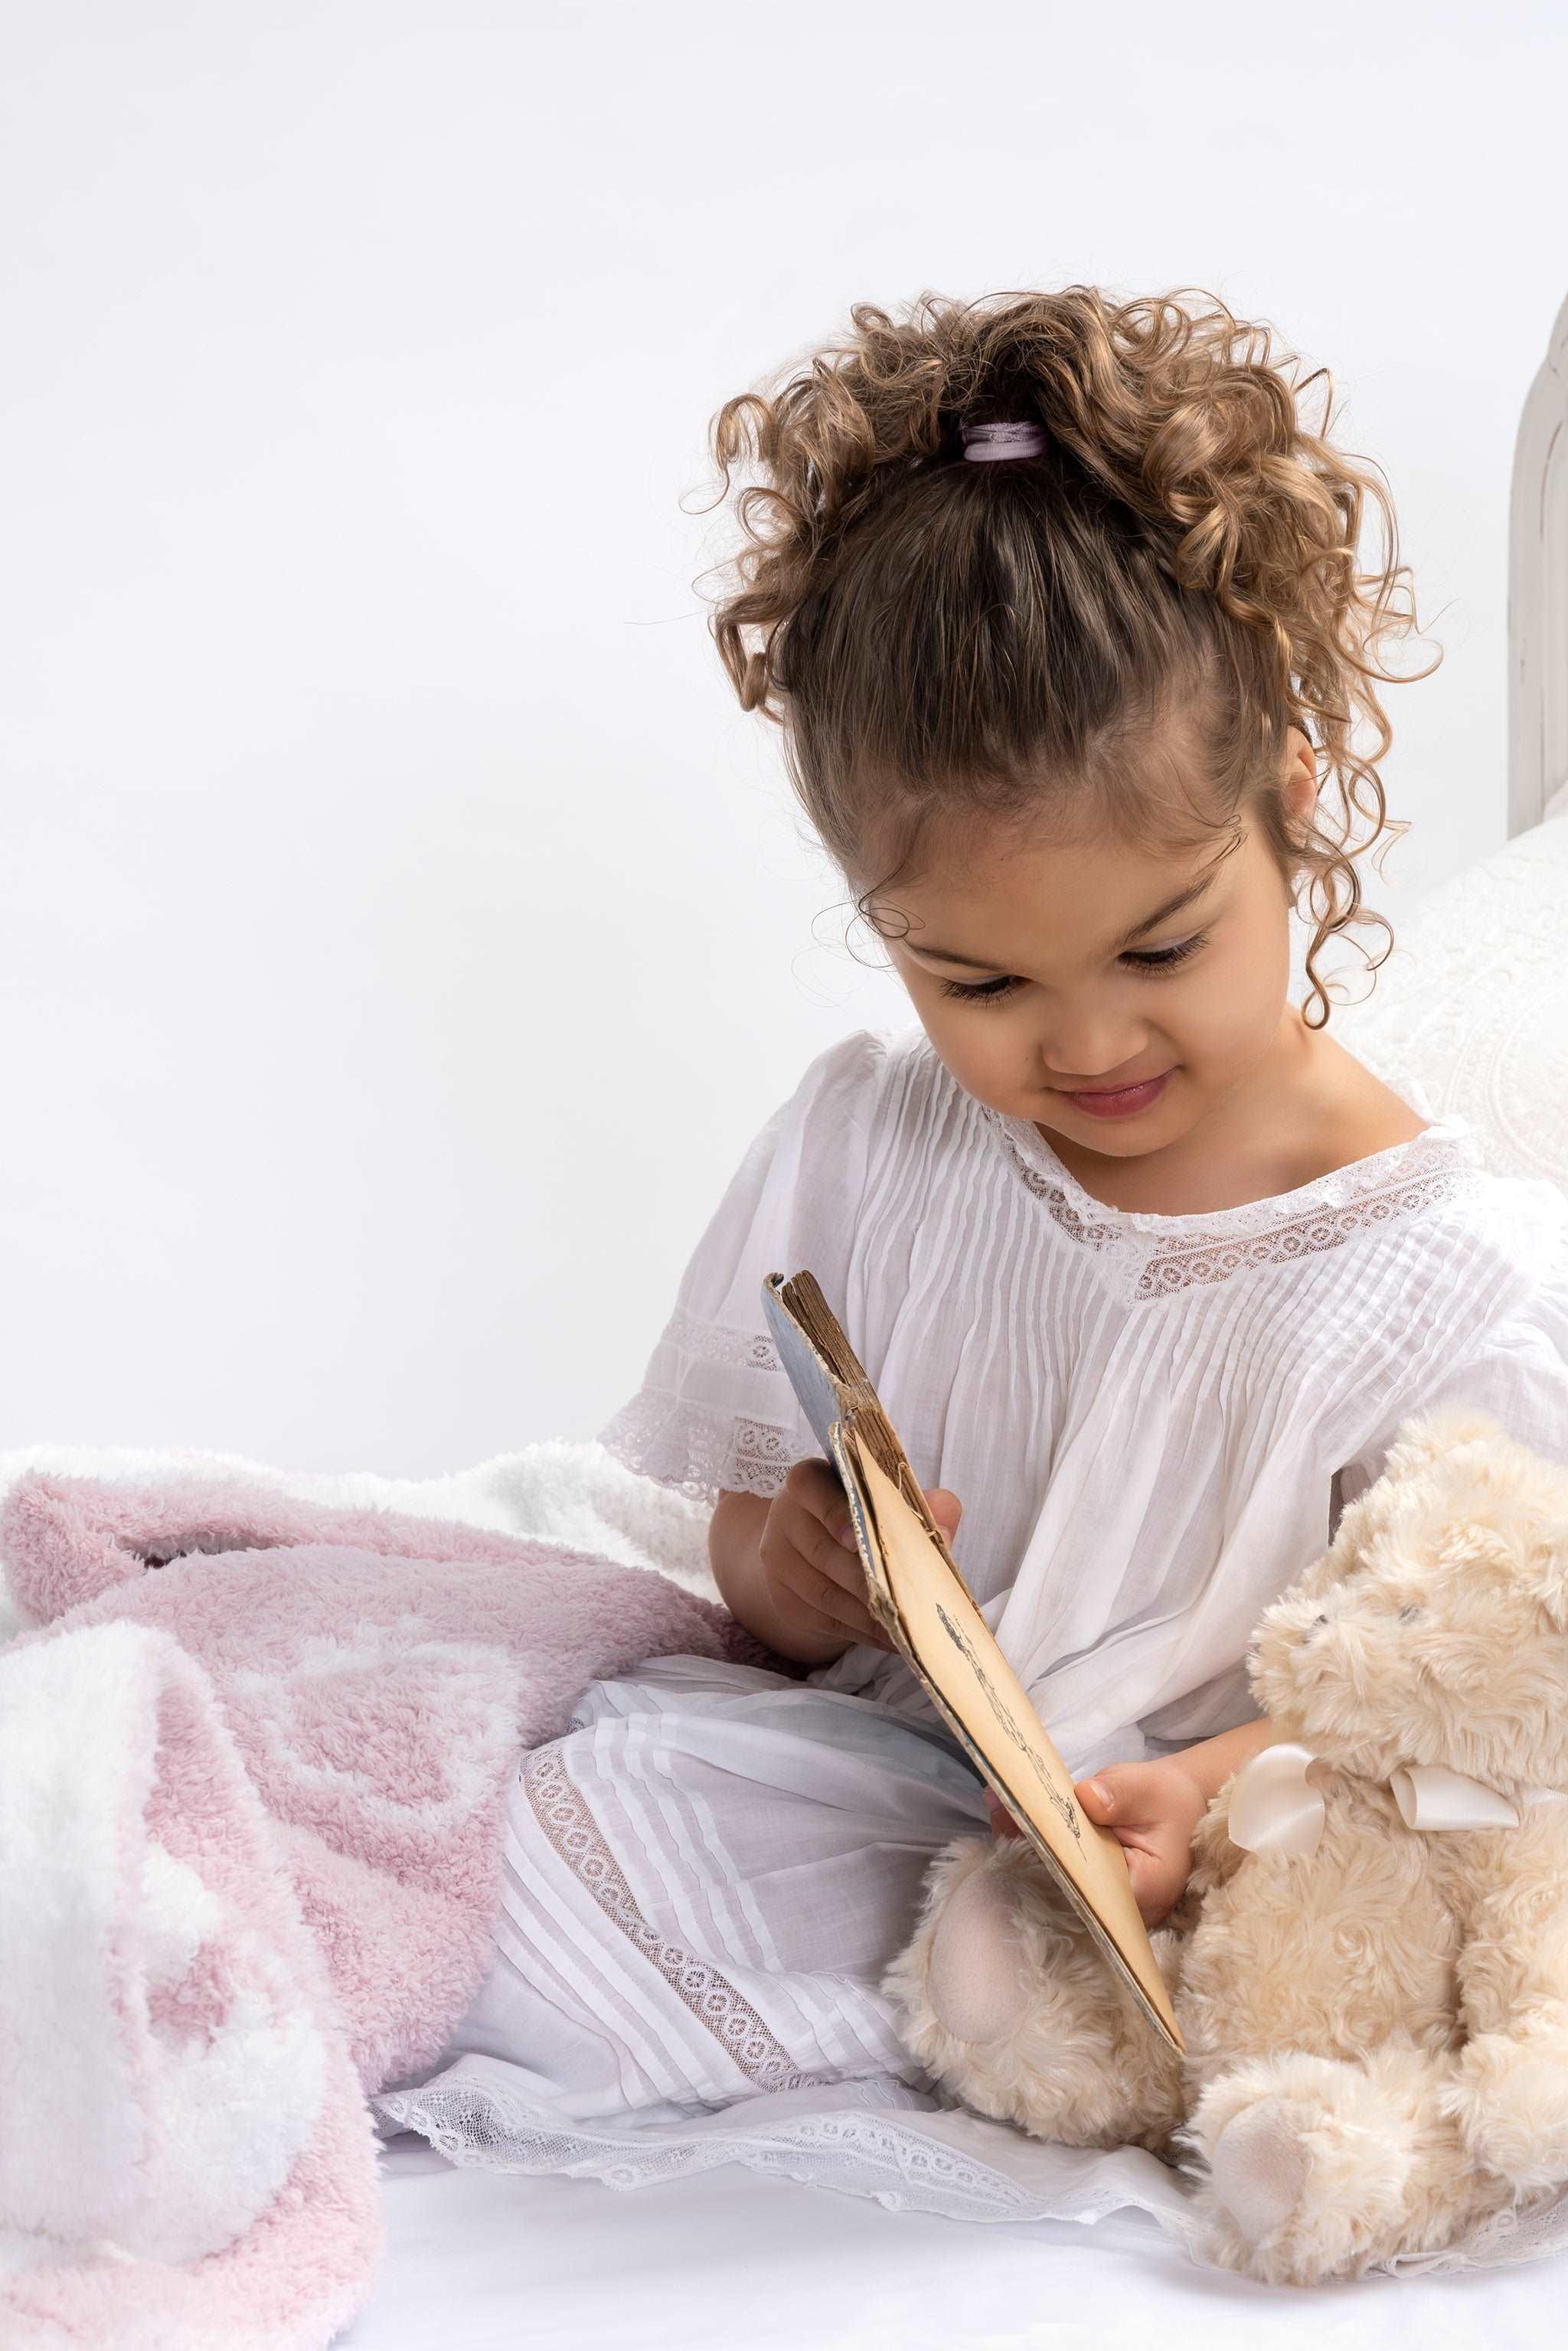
[870,735,1318,1164]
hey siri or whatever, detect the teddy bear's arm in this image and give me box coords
[1181,1782,1250,1911]
[1449,1822,1568,2193]
[1454,1824,1568,2035]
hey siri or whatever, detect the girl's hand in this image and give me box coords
[758,1457,962,1660]
[986,1758,1209,1930]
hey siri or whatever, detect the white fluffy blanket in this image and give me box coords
[0,1435,720,1650]
[0,1437,760,2347]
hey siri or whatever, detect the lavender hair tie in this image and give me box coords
[959,417,1047,462]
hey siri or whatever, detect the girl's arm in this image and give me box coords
[1164,1713,1279,1803]
[991,1715,1282,1928]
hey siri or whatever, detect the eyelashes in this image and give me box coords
[936,973,1027,1005]
[1123,929,1211,975]
[936,929,1212,1007]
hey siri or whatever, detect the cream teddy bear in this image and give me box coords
[882,1411,1568,2284]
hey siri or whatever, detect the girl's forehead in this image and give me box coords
[865,818,1249,950]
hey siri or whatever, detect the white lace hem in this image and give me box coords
[372,2059,1568,2276]
[598,1392,804,1506]
[373,2062,1201,2236]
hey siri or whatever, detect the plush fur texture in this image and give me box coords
[883,1412,1568,2285]
[0,1465,776,2346]
[0,1621,384,2349]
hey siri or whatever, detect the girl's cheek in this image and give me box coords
[1182,933,1289,1070]
[917,999,1017,1096]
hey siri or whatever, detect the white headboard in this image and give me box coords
[1510,289,1568,837]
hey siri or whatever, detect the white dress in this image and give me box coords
[376,1024,1568,2257]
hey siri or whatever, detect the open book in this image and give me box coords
[761,1268,1182,2055]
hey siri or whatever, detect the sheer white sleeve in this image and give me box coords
[597,1029,894,1506]
[1334,1246,1568,1514]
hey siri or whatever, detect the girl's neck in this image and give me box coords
[1038,1007,1429,1218]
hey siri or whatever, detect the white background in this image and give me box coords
[1,2,1563,1474]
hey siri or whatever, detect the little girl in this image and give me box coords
[379,286,1568,2204]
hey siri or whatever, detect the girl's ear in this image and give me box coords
[1279,726,1318,831]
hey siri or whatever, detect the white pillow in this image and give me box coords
[1334,813,1568,1193]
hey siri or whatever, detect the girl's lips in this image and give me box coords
[1057,1069,1174,1120]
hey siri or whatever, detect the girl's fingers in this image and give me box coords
[790,1490,871,1591]
[787,1490,898,1650]
[782,1551,890,1650]
[763,1462,896,1652]
[1073,1762,1165,1824]
[924,1486,964,1543]
[1120,1848,1179,1928]
[1120,1844,1155,1894]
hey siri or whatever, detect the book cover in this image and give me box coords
[762,1267,1182,2054]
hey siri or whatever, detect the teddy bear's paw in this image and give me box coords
[1205,2098,1308,2242]
[881,1833,1023,2052]
[1449,2032,1568,2192]
[880,1833,1183,2149]
[925,1843,1032,2042]
[1184,2054,1419,2285]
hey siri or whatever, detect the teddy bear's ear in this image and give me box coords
[1380,1408,1506,1484]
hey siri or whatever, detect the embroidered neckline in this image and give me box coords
[982,1104,1486,1300]
[988,1104,1480,1235]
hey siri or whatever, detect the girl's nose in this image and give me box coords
[1037,1017,1150,1086]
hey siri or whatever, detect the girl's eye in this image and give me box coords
[1120,929,1210,975]
[937,974,1024,1006]
[936,929,1210,1007]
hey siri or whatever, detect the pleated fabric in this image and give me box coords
[600,1024,1568,1778]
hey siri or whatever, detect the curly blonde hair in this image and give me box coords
[696,285,1436,1026]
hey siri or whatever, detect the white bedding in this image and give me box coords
[353,2134,1563,2350]
[1334,806,1568,1187]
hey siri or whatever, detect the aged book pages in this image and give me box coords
[763,1268,1182,2054]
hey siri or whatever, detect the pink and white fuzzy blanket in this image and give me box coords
[0,1471,777,2348]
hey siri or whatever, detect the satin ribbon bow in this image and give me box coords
[1228,1740,1534,1860]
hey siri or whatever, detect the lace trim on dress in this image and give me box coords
[599,1301,807,1505]
[371,2062,1568,2273]
[598,1388,802,1507]
[523,1742,821,2093]
[371,2070,1137,2221]
[661,1304,783,1373]
[986,1112,1488,1301]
